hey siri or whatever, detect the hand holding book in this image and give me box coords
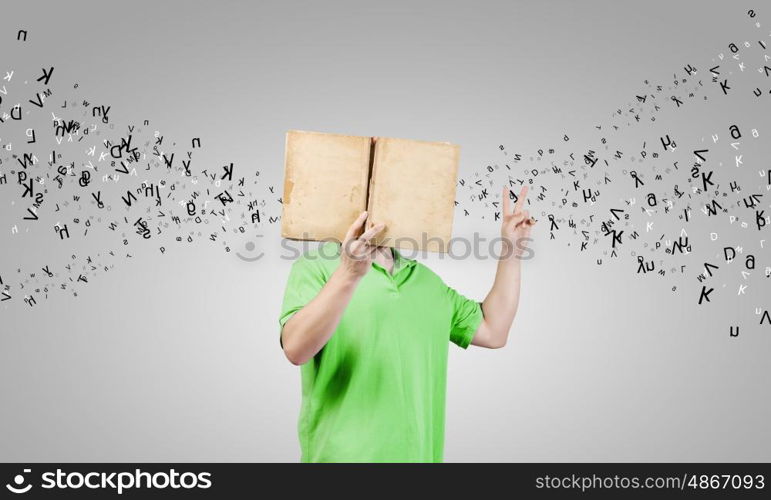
[339,211,386,281]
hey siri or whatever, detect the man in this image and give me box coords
[279,184,536,462]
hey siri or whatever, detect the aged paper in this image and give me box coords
[367,137,459,252]
[281,130,371,243]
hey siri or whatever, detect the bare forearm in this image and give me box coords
[481,247,522,344]
[281,267,360,365]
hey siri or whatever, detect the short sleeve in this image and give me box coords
[278,256,329,346]
[446,285,484,349]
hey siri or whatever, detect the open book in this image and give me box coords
[281,130,460,253]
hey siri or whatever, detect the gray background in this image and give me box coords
[1,0,770,462]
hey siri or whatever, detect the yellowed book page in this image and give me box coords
[367,137,460,253]
[282,130,371,243]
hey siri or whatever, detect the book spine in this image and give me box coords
[365,137,376,231]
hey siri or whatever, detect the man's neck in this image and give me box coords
[372,246,395,274]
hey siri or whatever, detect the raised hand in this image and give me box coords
[501,185,536,258]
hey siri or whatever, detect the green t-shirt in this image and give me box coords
[278,242,484,463]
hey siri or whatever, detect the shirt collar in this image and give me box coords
[391,247,417,273]
[333,243,417,274]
